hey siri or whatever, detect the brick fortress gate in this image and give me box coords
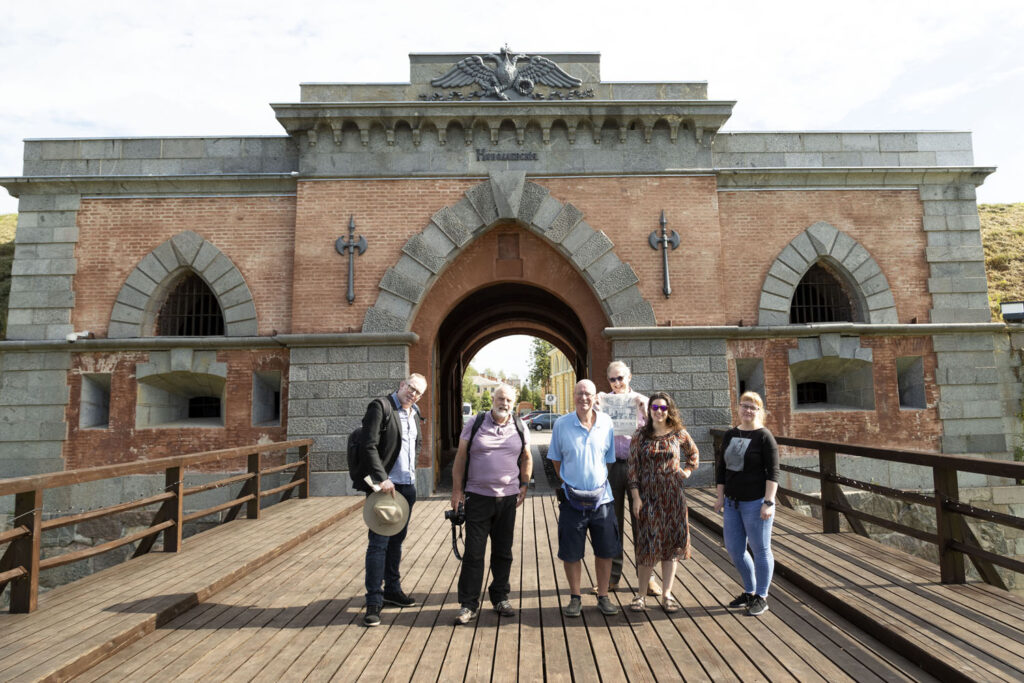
[2,49,1021,502]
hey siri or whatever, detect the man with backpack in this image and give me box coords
[449,383,532,624]
[353,372,427,628]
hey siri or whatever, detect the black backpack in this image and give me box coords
[347,398,393,488]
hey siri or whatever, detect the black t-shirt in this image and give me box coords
[716,427,780,501]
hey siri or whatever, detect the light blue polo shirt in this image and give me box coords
[547,410,615,505]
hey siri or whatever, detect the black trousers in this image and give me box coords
[457,492,518,610]
[608,459,635,584]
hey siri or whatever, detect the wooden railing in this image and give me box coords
[0,439,312,613]
[710,430,1024,587]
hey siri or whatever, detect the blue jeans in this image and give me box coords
[365,483,416,608]
[722,497,774,598]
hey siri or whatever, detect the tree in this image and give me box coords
[528,338,554,390]
[519,385,535,411]
[462,365,481,412]
[480,389,492,411]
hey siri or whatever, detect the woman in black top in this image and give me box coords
[714,391,779,616]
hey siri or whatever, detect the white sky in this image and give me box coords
[2,1,1022,374]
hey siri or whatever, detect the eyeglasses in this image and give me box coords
[608,376,626,383]
[650,404,669,413]
[739,404,758,411]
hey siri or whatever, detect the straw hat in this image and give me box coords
[363,491,410,536]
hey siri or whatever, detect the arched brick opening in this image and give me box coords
[362,171,656,333]
[408,222,612,487]
[757,221,897,326]
[108,230,258,338]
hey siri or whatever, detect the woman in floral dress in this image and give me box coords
[627,391,699,613]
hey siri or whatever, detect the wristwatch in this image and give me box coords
[762,500,774,507]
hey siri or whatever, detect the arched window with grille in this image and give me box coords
[789,263,857,324]
[156,272,225,336]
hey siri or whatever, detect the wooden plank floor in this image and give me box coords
[67,494,940,682]
[0,497,363,683]
[687,487,1024,683]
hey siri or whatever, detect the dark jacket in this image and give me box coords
[354,395,422,493]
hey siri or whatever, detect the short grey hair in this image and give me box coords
[493,383,518,400]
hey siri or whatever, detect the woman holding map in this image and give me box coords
[627,391,698,613]
[597,361,660,596]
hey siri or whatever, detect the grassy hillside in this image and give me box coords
[0,213,15,339]
[980,203,1024,320]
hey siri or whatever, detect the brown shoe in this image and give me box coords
[647,579,662,597]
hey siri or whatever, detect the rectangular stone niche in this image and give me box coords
[896,356,926,409]
[790,359,876,411]
[80,373,111,429]
[252,370,282,426]
[136,375,226,428]
[734,358,765,400]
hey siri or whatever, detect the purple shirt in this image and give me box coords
[460,411,530,497]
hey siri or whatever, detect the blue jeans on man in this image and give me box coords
[365,483,416,608]
[722,497,775,597]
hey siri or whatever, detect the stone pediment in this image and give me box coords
[272,49,734,174]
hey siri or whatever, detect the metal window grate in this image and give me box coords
[790,264,853,324]
[156,273,225,336]
[796,382,828,404]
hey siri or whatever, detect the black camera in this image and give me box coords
[445,501,465,525]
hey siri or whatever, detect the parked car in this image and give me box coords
[520,409,550,421]
[524,412,558,431]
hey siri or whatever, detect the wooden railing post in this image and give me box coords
[247,451,261,519]
[934,464,966,583]
[299,444,310,499]
[820,448,841,533]
[164,466,183,552]
[11,488,42,613]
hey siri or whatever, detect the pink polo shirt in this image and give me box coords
[460,411,530,497]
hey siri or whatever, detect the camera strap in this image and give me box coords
[451,522,464,561]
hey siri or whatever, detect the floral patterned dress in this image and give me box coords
[627,429,699,565]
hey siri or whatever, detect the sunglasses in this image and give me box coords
[608,375,626,383]
[650,404,670,413]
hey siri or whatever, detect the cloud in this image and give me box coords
[2,0,1023,212]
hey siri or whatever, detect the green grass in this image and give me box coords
[0,213,15,339]
[979,204,1024,320]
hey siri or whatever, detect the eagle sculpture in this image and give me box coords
[430,46,582,100]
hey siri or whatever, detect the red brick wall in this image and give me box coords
[74,197,296,336]
[291,179,476,333]
[541,176,726,325]
[727,336,942,452]
[64,349,289,470]
[717,190,930,325]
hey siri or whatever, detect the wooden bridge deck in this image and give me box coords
[2,490,1022,681]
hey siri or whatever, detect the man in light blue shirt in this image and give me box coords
[547,379,620,618]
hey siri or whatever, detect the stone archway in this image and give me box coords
[108,231,258,338]
[757,221,898,326]
[361,171,657,333]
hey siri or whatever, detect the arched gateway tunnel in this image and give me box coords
[412,222,606,485]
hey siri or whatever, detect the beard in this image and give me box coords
[491,406,510,421]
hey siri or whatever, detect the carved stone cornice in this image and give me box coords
[0,173,298,198]
[714,166,996,189]
[272,100,735,147]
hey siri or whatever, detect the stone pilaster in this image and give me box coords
[5,194,79,341]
